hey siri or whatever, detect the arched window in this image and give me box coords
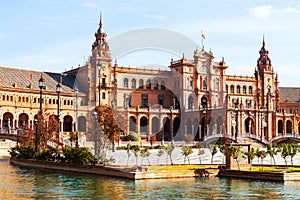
[146,80,151,89]
[154,80,158,90]
[131,79,136,89]
[203,80,207,90]
[78,116,87,132]
[139,79,144,89]
[215,81,219,91]
[278,120,283,135]
[242,86,247,94]
[237,85,241,94]
[230,85,234,93]
[249,86,253,94]
[161,80,166,90]
[123,78,128,88]
[188,96,194,109]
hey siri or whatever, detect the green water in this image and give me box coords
[0,159,299,199]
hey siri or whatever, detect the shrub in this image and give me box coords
[63,146,95,165]
[124,131,139,141]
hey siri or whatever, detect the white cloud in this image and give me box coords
[82,1,98,8]
[145,14,165,21]
[249,5,273,18]
[249,5,297,19]
[281,6,297,14]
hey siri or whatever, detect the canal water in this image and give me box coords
[1,159,300,199]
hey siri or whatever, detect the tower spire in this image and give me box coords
[262,34,265,48]
[99,12,102,29]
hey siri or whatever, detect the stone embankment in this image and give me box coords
[10,158,218,180]
[217,169,300,181]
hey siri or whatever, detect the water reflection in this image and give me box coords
[1,160,300,199]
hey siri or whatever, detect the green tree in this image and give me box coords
[131,145,140,166]
[156,146,164,165]
[242,147,256,170]
[181,146,193,164]
[164,144,175,165]
[125,144,132,166]
[266,144,279,165]
[256,149,267,171]
[227,145,241,170]
[140,147,151,166]
[197,145,205,164]
[210,145,218,164]
[289,144,298,166]
[280,143,290,166]
[218,144,226,164]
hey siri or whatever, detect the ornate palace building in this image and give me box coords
[1,17,300,145]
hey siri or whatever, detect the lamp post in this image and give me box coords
[160,106,164,145]
[39,75,45,111]
[56,82,61,146]
[75,87,79,147]
[169,106,174,146]
[260,107,263,140]
[36,75,44,152]
[201,98,207,138]
[234,99,239,140]
[34,119,38,152]
[92,111,98,157]
[266,85,271,140]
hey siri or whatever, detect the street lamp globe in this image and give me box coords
[56,83,61,94]
[39,76,45,89]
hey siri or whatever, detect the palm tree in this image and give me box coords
[131,145,140,166]
[218,144,226,164]
[198,145,205,164]
[156,146,164,165]
[164,144,175,165]
[266,144,279,165]
[140,147,151,166]
[227,145,241,170]
[125,144,132,166]
[181,146,193,164]
[242,147,256,170]
[256,149,267,171]
[210,145,218,164]
[280,143,290,166]
[289,144,298,166]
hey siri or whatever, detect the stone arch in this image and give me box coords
[194,118,199,140]
[277,120,283,135]
[63,115,73,132]
[244,117,255,135]
[208,117,215,136]
[286,120,292,134]
[163,117,171,140]
[216,116,223,134]
[173,117,180,138]
[78,116,86,132]
[18,113,29,128]
[129,116,136,132]
[151,117,159,134]
[140,116,148,136]
[3,112,13,128]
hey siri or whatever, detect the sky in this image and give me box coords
[1,0,300,87]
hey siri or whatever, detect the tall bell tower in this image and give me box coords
[255,38,277,139]
[87,14,113,106]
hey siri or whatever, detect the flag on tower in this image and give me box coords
[201,31,206,40]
